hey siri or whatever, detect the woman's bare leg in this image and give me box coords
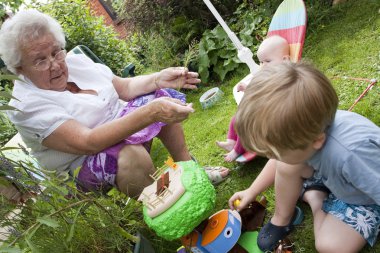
[116,144,155,198]
[157,123,229,178]
[156,123,191,161]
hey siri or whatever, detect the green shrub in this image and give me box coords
[0,155,145,253]
[114,0,243,71]
[129,30,182,71]
[31,0,142,76]
[0,75,18,146]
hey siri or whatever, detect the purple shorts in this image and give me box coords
[76,88,185,192]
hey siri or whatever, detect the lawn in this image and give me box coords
[150,0,380,252]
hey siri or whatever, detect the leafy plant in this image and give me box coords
[131,29,182,71]
[198,3,270,83]
[0,153,145,252]
[0,75,19,146]
[182,40,199,69]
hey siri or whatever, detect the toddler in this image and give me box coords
[216,35,290,162]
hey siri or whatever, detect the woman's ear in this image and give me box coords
[313,133,326,150]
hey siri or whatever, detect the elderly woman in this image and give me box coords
[0,10,228,197]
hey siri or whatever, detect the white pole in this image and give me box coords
[203,0,243,50]
[202,0,259,74]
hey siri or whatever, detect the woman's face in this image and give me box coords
[17,34,68,91]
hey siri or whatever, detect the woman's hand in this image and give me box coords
[148,97,194,124]
[155,67,200,90]
[228,188,257,212]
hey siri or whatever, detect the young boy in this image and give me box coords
[228,62,380,252]
[216,35,290,162]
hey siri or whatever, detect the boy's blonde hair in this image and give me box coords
[235,62,338,158]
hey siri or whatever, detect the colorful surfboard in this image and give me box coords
[267,0,307,63]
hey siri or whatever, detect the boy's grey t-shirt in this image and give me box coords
[307,110,380,205]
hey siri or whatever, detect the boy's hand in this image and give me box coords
[228,188,257,211]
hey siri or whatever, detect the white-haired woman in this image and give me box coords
[0,10,228,197]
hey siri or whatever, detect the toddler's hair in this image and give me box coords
[235,62,338,158]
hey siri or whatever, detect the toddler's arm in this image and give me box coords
[236,81,248,92]
[228,159,277,211]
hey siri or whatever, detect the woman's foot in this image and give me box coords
[224,149,240,162]
[216,139,236,152]
[204,166,230,185]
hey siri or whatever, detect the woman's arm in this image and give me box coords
[42,97,194,154]
[113,67,200,101]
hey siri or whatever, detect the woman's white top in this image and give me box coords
[7,54,124,174]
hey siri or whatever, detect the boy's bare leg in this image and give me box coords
[271,162,313,225]
[303,191,366,253]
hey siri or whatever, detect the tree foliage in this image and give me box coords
[30,0,142,76]
[0,0,23,20]
[117,0,240,33]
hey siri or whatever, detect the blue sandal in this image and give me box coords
[257,206,303,251]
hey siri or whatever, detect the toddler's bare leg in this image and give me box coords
[224,149,240,162]
[216,139,236,152]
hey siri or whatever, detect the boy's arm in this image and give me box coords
[247,158,277,194]
[229,159,276,210]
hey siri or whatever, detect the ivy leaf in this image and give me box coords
[36,216,60,228]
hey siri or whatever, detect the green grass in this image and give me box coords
[149,0,380,252]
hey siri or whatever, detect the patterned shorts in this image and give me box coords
[323,194,380,246]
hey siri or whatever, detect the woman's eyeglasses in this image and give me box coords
[33,49,67,71]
